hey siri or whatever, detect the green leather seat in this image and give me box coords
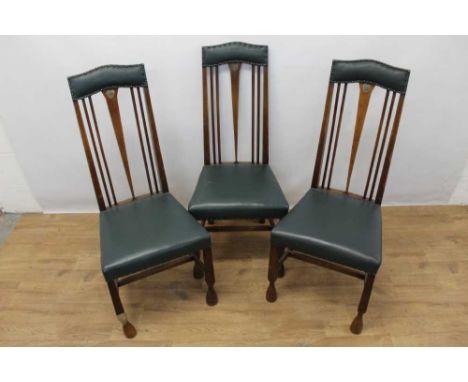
[100,193,210,281]
[272,188,382,273]
[188,163,289,220]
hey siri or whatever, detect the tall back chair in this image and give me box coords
[189,42,289,236]
[267,59,410,334]
[68,64,217,339]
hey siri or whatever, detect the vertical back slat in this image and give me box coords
[215,66,221,163]
[202,67,210,164]
[312,83,334,188]
[229,63,241,163]
[73,101,106,211]
[143,87,169,193]
[209,67,217,164]
[262,65,269,164]
[363,90,389,199]
[321,83,341,188]
[369,91,396,200]
[251,64,255,163]
[345,83,375,193]
[130,87,154,195]
[375,95,405,204]
[326,83,347,189]
[136,87,159,193]
[82,99,111,207]
[256,65,261,164]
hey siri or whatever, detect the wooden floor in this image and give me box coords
[0,206,467,346]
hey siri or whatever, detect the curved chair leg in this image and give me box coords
[107,280,137,339]
[266,245,283,302]
[350,273,375,335]
[192,251,204,279]
[203,247,218,306]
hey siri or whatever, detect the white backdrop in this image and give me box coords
[0,35,467,213]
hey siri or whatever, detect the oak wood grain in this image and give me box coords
[345,83,375,193]
[229,63,241,163]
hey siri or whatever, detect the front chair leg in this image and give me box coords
[266,245,283,302]
[107,280,137,339]
[203,247,218,306]
[350,273,376,335]
[192,251,204,279]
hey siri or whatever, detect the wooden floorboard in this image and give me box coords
[0,206,467,346]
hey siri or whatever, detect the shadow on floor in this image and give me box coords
[0,213,21,246]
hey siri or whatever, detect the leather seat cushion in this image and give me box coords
[100,193,210,281]
[272,188,381,273]
[188,163,289,220]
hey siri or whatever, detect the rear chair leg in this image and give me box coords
[192,251,204,279]
[203,247,218,306]
[107,280,137,339]
[266,245,282,302]
[278,262,285,278]
[350,274,376,335]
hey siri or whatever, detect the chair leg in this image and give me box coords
[192,251,204,279]
[350,273,376,335]
[266,245,282,302]
[278,262,285,278]
[203,247,218,306]
[107,280,137,339]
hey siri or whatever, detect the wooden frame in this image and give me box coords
[267,60,410,334]
[69,65,217,338]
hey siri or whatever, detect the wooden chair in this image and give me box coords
[188,42,289,237]
[266,59,410,334]
[67,64,218,338]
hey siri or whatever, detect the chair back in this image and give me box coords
[311,59,410,204]
[68,64,168,211]
[202,42,269,165]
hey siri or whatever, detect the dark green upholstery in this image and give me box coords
[202,41,268,67]
[68,64,147,101]
[100,193,210,281]
[188,163,289,220]
[331,60,410,94]
[272,188,381,273]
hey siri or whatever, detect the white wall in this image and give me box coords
[0,117,41,212]
[0,36,467,213]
